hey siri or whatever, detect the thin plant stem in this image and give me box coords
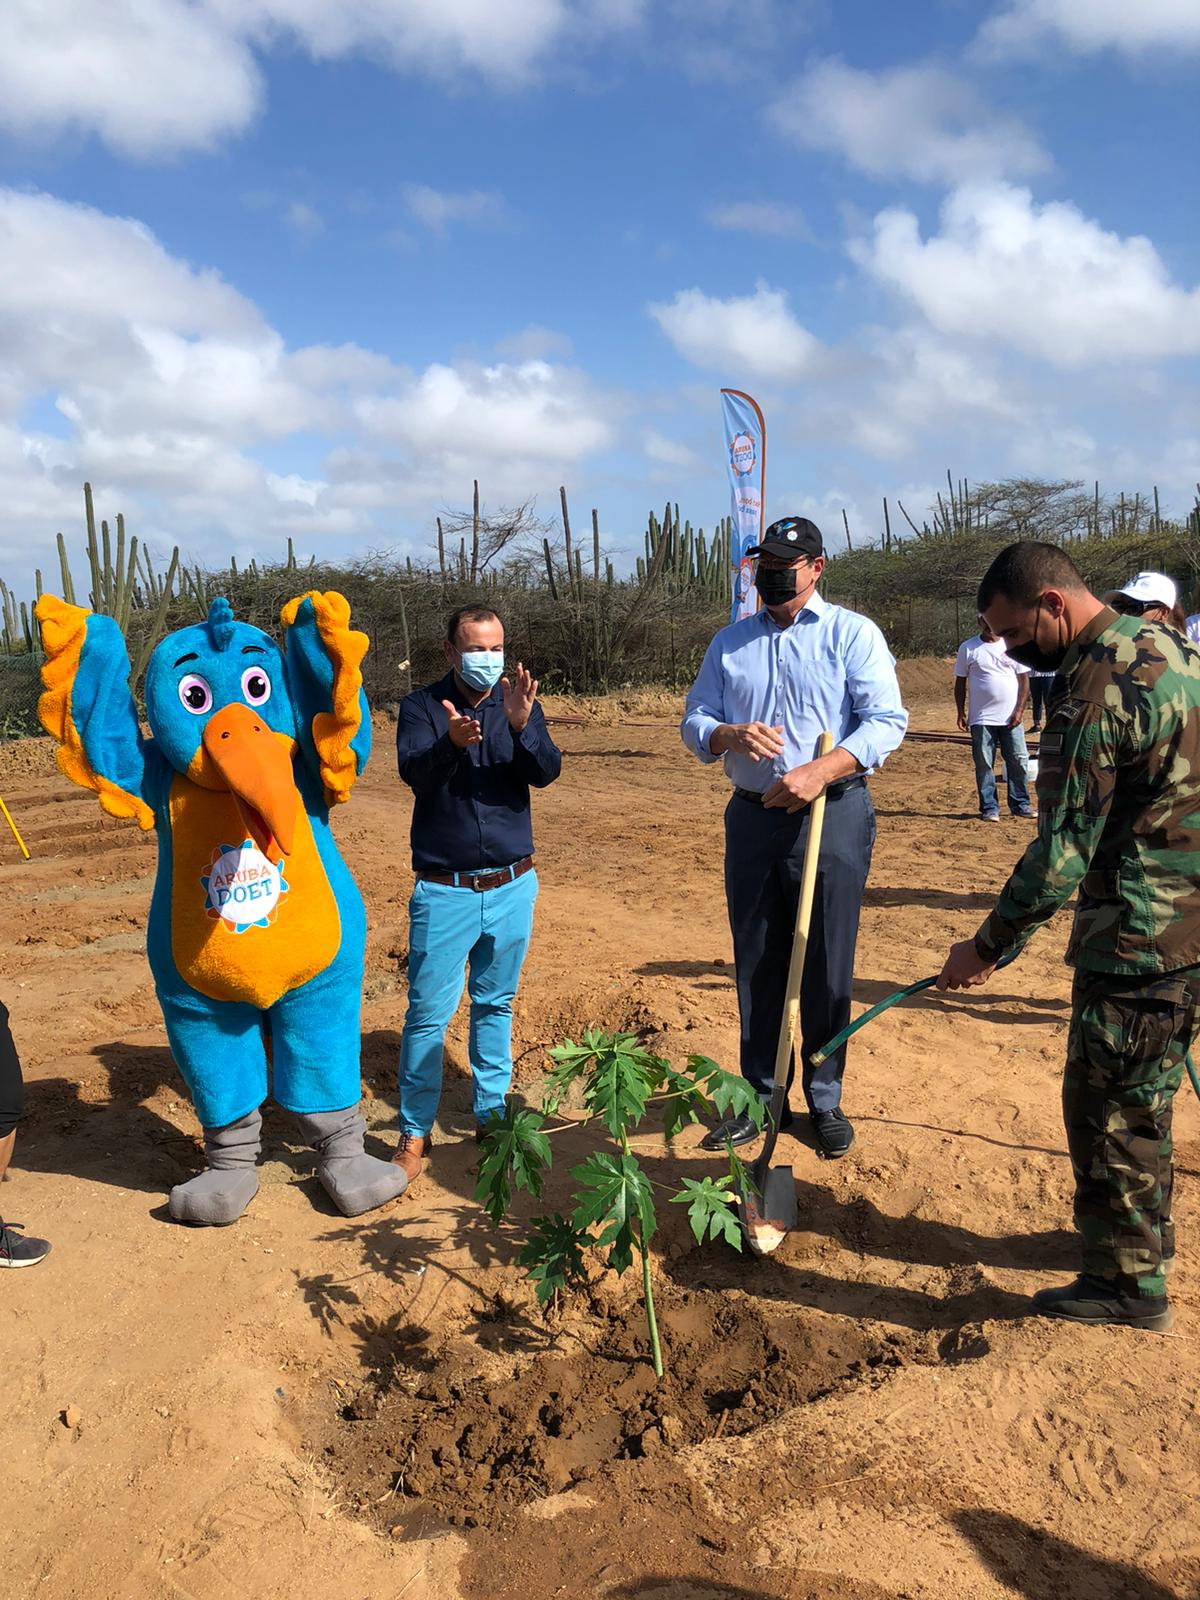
[641,1239,663,1379]
[621,1126,664,1379]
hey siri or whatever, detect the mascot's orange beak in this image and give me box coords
[201,703,297,857]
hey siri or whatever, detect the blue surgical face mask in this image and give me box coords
[458,648,504,691]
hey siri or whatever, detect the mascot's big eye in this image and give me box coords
[178,674,213,715]
[241,667,272,706]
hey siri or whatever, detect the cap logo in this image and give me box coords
[786,530,797,540]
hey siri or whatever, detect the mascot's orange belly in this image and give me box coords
[169,776,340,1008]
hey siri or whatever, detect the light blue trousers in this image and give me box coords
[397,871,537,1137]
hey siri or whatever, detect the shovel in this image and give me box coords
[738,729,835,1257]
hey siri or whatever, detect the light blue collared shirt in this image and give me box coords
[680,591,908,789]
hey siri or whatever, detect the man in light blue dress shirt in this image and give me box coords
[681,516,908,1157]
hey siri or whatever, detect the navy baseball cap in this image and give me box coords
[748,516,824,560]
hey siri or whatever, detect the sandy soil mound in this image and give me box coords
[329,1283,900,1526]
[0,731,57,783]
[895,656,955,706]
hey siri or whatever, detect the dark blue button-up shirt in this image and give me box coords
[395,670,562,872]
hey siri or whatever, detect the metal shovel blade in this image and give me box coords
[739,1163,797,1257]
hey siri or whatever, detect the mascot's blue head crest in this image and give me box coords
[206,596,237,652]
[143,598,298,780]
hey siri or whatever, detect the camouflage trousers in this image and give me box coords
[1063,966,1200,1298]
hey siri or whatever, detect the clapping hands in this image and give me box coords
[501,662,538,732]
[441,701,483,749]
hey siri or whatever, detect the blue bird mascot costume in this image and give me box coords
[35,589,407,1226]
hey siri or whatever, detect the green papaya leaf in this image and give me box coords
[542,1036,597,1115]
[517,1213,590,1305]
[660,1094,702,1142]
[686,1055,767,1128]
[474,1104,551,1224]
[654,1061,708,1141]
[543,1030,666,1128]
[669,1175,743,1251]
[582,1041,659,1137]
[570,1150,656,1276]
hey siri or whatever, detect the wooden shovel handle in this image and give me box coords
[770,729,835,1092]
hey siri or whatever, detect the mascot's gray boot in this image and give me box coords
[298,1107,408,1217]
[169,1109,262,1226]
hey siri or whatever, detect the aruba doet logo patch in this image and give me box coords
[729,431,756,476]
[201,840,289,933]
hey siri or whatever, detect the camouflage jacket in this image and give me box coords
[975,607,1200,975]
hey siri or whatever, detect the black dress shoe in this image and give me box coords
[700,1103,791,1152]
[1031,1275,1171,1331]
[811,1108,854,1158]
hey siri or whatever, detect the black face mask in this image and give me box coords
[754,564,801,607]
[1005,599,1069,673]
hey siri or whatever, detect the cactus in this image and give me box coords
[38,486,180,681]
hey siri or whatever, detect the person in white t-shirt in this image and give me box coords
[953,622,1034,822]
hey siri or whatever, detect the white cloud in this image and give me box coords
[649,283,823,383]
[403,184,509,234]
[0,0,650,158]
[643,429,701,470]
[355,360,615,470]
[224,0,573,84]
[708,201,808,238]
[0,187,619,568]
[0,0,262,158]
[845,326,1024,460]
[0,190,262,343]
[851,182,1200,367]
[266,471,325,506]
[978,0,1200,57]
[771,59,1049,185]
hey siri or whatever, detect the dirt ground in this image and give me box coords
[2,661,1198,1600]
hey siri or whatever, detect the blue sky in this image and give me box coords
[0,0,1197,583]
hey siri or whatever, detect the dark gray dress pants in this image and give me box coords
[723,782,876,1113]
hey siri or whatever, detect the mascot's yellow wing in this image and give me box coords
[279,590,369,807]
[34,595,155,830]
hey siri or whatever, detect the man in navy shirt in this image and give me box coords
[392,605,561,1182]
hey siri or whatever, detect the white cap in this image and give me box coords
[1117,571,1177,609]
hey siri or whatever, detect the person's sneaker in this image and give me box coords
[1012,808,1036,819]
[1031,1275,1172,1331]
[0,1219,51,1268]
[981,812,1001,823]
[1030,722,1042,732]
[811,1108,855,1158]
[700,1103,789,1151]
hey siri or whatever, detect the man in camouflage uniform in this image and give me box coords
[937,540,1200,1331]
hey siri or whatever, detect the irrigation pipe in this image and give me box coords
[810,958,1200,1106]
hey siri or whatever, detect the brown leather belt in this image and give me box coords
[417,856,534,891]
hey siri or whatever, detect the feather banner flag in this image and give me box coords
[720,388,765,622]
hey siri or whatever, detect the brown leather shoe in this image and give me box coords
[392,1132,431,1182]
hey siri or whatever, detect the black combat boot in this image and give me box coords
[1031,1275,1171,1332]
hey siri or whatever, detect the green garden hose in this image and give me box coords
[809,950,1018,1071]
[809,974,940,1070]
[811,962,1200,1105]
